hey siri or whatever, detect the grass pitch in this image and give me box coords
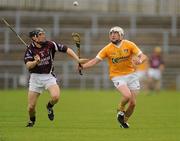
[0,89,180,141]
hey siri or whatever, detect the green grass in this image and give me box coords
[0,89,180,141]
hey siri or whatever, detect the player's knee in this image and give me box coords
[124,94,132,101]
[52,94,59,102]
[28,104,36,112]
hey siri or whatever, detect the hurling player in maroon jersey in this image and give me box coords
[24,28,87,127]
[147,46,165,92]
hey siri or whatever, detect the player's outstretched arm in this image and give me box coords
[66,48,88,63]
[66,48,79,61]
[81,57,101,69]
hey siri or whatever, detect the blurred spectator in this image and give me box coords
[147,46,165,92]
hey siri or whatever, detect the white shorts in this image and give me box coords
[136,70,147,81]
[112,73,140,90]
[148,68,161,80]
[29,73,57,94]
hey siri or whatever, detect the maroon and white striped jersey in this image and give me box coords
[24,40,67,74]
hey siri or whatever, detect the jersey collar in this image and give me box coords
[114,40,123,48]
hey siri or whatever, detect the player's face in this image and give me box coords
[109,31,122,44]
[37,32,46,42]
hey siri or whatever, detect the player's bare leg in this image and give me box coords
[124,90,138,123]
[26,91,40,127]
[46,84,60,121]
[148,78,153,90]
[155,80,161,92]
[116,85,132,128]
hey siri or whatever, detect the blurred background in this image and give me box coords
[0,0,180,90]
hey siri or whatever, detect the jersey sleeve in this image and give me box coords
[24,48,34,64]
[96,47,108,60]
[52,41,67,53]
[130,42,142,56]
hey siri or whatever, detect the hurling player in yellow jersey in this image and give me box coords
[80,26,147,128]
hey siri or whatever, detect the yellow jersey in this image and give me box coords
[96,40,142,79]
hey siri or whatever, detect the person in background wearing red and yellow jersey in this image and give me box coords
[80,26,147,128]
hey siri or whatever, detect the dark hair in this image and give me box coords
[29,28,45,38]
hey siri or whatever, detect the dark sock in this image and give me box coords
[47,101,54,108]
[30,116,36,122]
